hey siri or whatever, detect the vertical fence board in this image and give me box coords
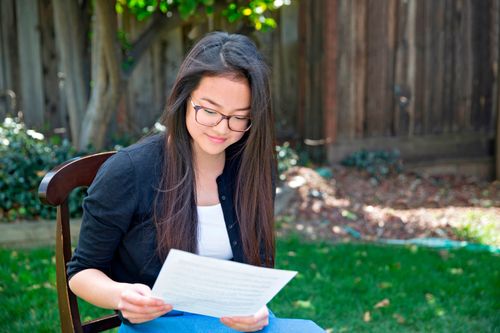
[422,0,433,134]
[394,0,417,137]
[16,0,45,128]
[323,0,337,146]
[365,0,395,137]
[413,0,427,135]
[353,0,367,138]
[271,20,283,138]
[425,0,446,135]
[471,0,494,131]
[442,0,455,133]
[277,1,299,140]
[297,0,308,141]
[336,0,353,141]
[455,0,474,131]
[39,0,63,132]
[0,0,20,117]
[491,0,500,136]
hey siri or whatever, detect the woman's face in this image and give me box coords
[186,75,251,160]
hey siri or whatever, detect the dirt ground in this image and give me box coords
[276,166,500,244]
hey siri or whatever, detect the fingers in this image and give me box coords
[121,287,164,307]
[123,307,172,324]
[117,283,173,324]
[221,317,267,332]
[221,306,269,332]
[118,300,171,315]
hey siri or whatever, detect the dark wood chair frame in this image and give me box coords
[38,152,121,333]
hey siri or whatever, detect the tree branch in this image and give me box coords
[124,3,225,77]
[96,0,121,92]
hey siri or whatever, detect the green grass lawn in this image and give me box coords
[0,238,499,333]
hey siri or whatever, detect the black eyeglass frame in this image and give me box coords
[190,98,252,132]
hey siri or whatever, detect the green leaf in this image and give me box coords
[178,0,198,20]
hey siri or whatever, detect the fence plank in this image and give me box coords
[492,0,500,137]
[277,1,299,140]
[39,0,64,132]
[323,0,337,145]
[365,0,396,137]
[454,0,474,131]
[0,0,20,117]
[394,0,417,137]
[471,0,494,131]
[425,0,446,135]
[442,0,454,134]
[336,0,353,141]
[16,0,45,128]
[353,0,367,139]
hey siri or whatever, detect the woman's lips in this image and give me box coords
[206,134,227,144]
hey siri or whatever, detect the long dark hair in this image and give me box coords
[154,32,275,267]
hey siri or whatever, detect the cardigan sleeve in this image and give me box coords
[67,151,139,279]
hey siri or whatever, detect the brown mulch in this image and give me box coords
[276,166,500,243]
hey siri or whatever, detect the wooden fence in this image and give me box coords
[293,0,499,167]
[1,0,499,173]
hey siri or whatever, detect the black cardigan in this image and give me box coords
[67,133,264,288]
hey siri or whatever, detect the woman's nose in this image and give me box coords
[213,118,230,134]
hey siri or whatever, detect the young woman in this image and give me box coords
[67,32,276,332]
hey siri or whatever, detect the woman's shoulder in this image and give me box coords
[98,133,165,181]
[119,133,165,160]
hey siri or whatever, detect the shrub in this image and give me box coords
[276,142,299,180]
[1,119,305,221]
[0,117,84,221]
[340,149,403,180]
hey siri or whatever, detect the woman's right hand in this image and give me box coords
[117,283,173,323]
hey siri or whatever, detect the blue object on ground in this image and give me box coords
[342,226,361,239]
[118,311,325,333]
[381,237,500,254]
[315,167,333,179]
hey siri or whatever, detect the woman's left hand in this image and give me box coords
[220,306,269,332]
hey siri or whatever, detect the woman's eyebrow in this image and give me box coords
[199,97,251,111]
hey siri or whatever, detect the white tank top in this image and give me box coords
[196,204,233,260]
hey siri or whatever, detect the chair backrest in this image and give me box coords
[38,152,121,333]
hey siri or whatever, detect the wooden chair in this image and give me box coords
[38,152,121,333]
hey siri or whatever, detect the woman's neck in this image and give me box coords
[192,146,225,178]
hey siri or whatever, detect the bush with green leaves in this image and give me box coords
[1,117,304,221]
[0,117,85,221]
[276,142,299,180]
[341,149,403,180]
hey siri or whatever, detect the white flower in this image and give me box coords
[26,129,44,140]
[154,122,166,132]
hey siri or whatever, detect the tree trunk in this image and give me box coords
[497,89,500,181]
[79,0,122,150]
[52,0,86,147]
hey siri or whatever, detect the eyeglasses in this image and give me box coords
[190,98,252,132]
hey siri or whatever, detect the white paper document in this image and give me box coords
[151,249,297,318]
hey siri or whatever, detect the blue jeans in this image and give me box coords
[118,310,324,333]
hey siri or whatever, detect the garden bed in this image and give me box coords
[277,166,500,246]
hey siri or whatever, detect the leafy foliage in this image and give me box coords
[115,0,289,31]
[0,117,85,221]
[453,211,500,246]
[341,149,403,180]
[276,141,298,180]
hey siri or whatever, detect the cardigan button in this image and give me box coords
[232,240,238,246]
[221,195,226,201]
